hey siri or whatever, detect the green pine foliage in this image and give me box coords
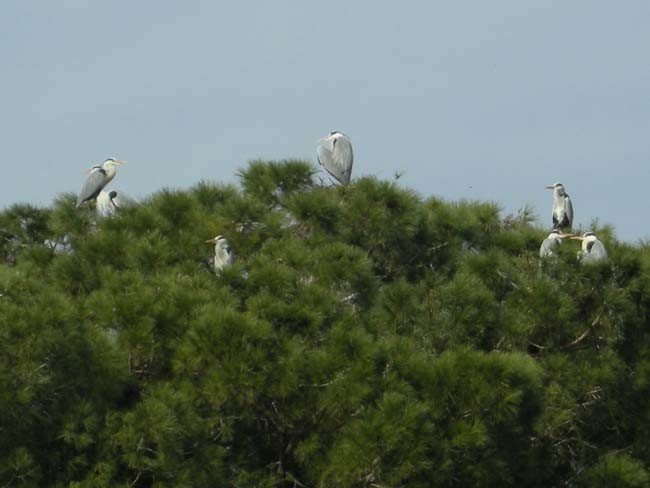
[1,159,650,486]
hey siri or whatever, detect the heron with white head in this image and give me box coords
[205,235,233,273]
[76,158,125,207]
[545,182,573,229]
[316,131,353,185]
[539,229,572,258]
[570,231,607,264]
[96,190,120,217]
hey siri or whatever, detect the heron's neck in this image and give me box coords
[103,163,117,180]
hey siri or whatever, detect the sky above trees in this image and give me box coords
[2,1,649,241]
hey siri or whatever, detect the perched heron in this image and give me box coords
[545,182,573,229]
[76,158,125,207]
[316,131,353,184]
[96,190,120,217]
[539,229,571,258]
[205,235,233,273]
[570,231,607,264]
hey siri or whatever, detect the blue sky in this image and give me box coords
[2,1,648,241]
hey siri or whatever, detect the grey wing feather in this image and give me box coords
[582,240,607,263]
[539,237,558,258]
[77,169,108,207]
[590,240,607,260]
[565,195,574,227]
[334,137,353,184]
[317,137,353,184]
[316,144,333,171]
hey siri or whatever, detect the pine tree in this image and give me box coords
[1,160,649,486]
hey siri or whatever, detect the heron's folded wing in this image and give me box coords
[539,237,557,258]
[317,143,333,167]
[316,143,340,182]
[333,137,353,184]
[591,240,607,259]
[317,139,353,184]
[77,168,108,206]
[565,196,574,227]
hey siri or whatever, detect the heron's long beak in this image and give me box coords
[545,185,554,189]
[116,160,126,165]
[569,236,584,240]
[205,238,216,243]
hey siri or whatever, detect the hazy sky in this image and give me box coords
[2,1,648,241]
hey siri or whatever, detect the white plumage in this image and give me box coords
[571,232,608,264]
[316,131,353,184]
[77,158,125,207]
[96,190,120,217]
[545,183,573,229]
[539,230,569,258]
[205,235,233,273]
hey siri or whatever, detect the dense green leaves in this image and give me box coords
[1,160,649,486]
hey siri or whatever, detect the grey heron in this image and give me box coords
[205,235,233,273]
[570,231,607,264]
[76,158,125,207]
[96,190,120,217]
[316,131,353,184]
[545,182,573,229]
[539,230,571,258]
